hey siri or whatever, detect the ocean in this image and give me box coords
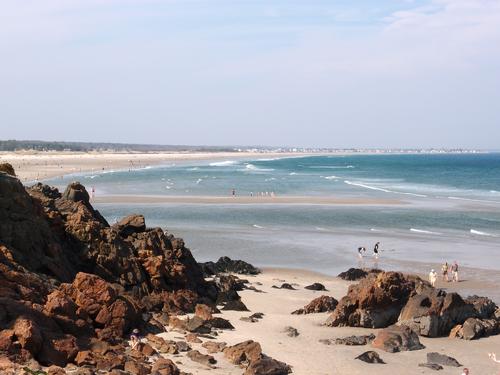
[46,153,500,276]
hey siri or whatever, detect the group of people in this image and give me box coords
[428,261,459,287]
[357,242,380,260]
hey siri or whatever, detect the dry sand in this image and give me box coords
[157,268,500,375]
[0,151,317,182]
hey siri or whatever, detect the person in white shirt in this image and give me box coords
[428,269,437,287]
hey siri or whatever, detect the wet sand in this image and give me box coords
[93,194,404,206]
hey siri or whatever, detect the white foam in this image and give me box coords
[289,172,297,175]
[344,180,392,193]
[344,180,428,197]
[188,167,200,171]
[310,165,355,169]
[448,196,499,204]
[195,178,203,184]
[209,160,237,167]
[470,229,495,237]
[324,176,339,180]
[242,164,274,172]
[252,224,264,229]
[410,228,442,235]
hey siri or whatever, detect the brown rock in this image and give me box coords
[187,350,216,366]
[371,325,424,353]
[224,340,262,365]
[47,365,66,375]
[355,351,385,364]
[124,360,151,375]
[202,341,227,353]
[13,317,43,354]
[245,357,292,375]
[195,304,213,321]
[113,214,146,237]
[292,295,338,315]
[0,163,15,176]
[152,358,180,375]
[326,272,425,328]
[185,333,202,343]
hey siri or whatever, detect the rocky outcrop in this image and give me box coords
[398,289,496,337]
[292,295,338,315]
[326,272,423,328]
[0,175,219,371]
[371,325,424,353]
[327,269,498,339]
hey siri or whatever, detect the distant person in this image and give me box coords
[451,261,459,282]
[441,262,449,282]
[91,186,95,201]
[461,368,469,375]
[357,247,366,260]
[429,269,438,287]
[250,192,253,197]
[373,242,380,259]
[231,188,236,197]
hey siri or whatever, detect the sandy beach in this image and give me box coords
[156,267,500,375]
[0,151,320,182]
[93,194,403,206]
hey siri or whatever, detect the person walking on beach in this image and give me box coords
[357,247,366,260]
[451,261,459,282]
[441,262,449,282]
[373,242,380,259]
[460,368,469,375]
[429,269,438,287]
[231,188,236,197]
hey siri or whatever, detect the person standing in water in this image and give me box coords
[231,188,236,197]
[373,242,380,259]
[357,247,366,260]
[451,261,459,282]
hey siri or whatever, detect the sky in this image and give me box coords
[0,0,499,149]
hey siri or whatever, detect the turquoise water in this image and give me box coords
[60,153,500,201]
[45,153,500,273]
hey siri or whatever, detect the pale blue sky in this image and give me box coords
[1,0,499,148]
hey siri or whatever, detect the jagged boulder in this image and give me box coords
[450,318,500,340]
[398,289,478,337]
[112,214,146,237]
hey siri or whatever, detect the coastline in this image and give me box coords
[158,266,500,375]
[0,150,325,182]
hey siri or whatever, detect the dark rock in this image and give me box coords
[292,295,338,315]
[222,299,249,311]
[465,295,497,319]
[272,283,296,290]
[304,283,327,291]
[419,363,443,370]
[450,318,499,340]
[199,256,260,276]
[334,334,375,346]
[371,325,424,353]
[426,352,462,367]
[283,326,299,337]
[337,268,382,281]
[355,351,385,364]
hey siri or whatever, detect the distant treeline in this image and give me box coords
[0,140,236,153]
